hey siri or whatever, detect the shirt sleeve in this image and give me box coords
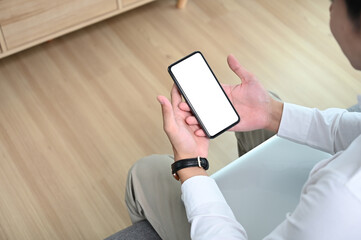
[181,176,247,240]
[278,103,361,154]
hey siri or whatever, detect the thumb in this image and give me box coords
[157,95,176,133]
[227,54,251,84]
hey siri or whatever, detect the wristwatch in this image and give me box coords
[171,156,209,181]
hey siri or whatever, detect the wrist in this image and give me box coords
[265,99,284,133]
[174,153,208,162]
[171,156,209,183]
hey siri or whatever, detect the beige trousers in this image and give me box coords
[125,154,191,240]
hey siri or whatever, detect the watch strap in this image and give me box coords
[171,156,209,180]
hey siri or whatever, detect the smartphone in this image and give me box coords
[168,51,240,138]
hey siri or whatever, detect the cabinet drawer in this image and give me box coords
[2,0,117,50]
[122,0,144,7]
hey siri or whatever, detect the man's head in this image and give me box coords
[345,0,361,29]
[330,0,361,69]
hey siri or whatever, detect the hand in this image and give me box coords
[223,54,283,132]
[181,54,283,135]
[158,84,209,161]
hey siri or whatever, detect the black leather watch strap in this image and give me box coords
[171,157,209,180]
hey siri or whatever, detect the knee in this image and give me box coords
[128,154,174,182]
[125,154,175,215]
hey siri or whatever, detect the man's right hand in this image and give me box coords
[180,54,284,136]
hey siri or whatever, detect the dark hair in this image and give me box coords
[345,0,361,29]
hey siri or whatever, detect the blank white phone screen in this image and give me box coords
[170,52,239,137]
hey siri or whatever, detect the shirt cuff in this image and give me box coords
[278,103,313,143]
[181,176,233,220]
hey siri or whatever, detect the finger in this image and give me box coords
[186,116,199,125]
[171,84,182,109]
[227,54,251,83]
[157,95,176,133]
[195,128,207,137]
[179,102,191,112]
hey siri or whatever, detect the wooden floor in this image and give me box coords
[0,0,360,239]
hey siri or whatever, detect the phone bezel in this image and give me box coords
[167,51,240,139]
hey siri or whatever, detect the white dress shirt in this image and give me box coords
[181,102,361,240]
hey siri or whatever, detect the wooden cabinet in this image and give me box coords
[0,0,155,58]
[2,0,118,50]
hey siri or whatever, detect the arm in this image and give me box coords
[158,85,247,239]
[184,55,361,154]
[278,103,361,154]
[222,55,361,153]
[182,176,247,240]
[157,85,209,183]
[182,54,284,136]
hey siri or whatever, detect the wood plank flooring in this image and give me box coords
[0,0,360,239]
